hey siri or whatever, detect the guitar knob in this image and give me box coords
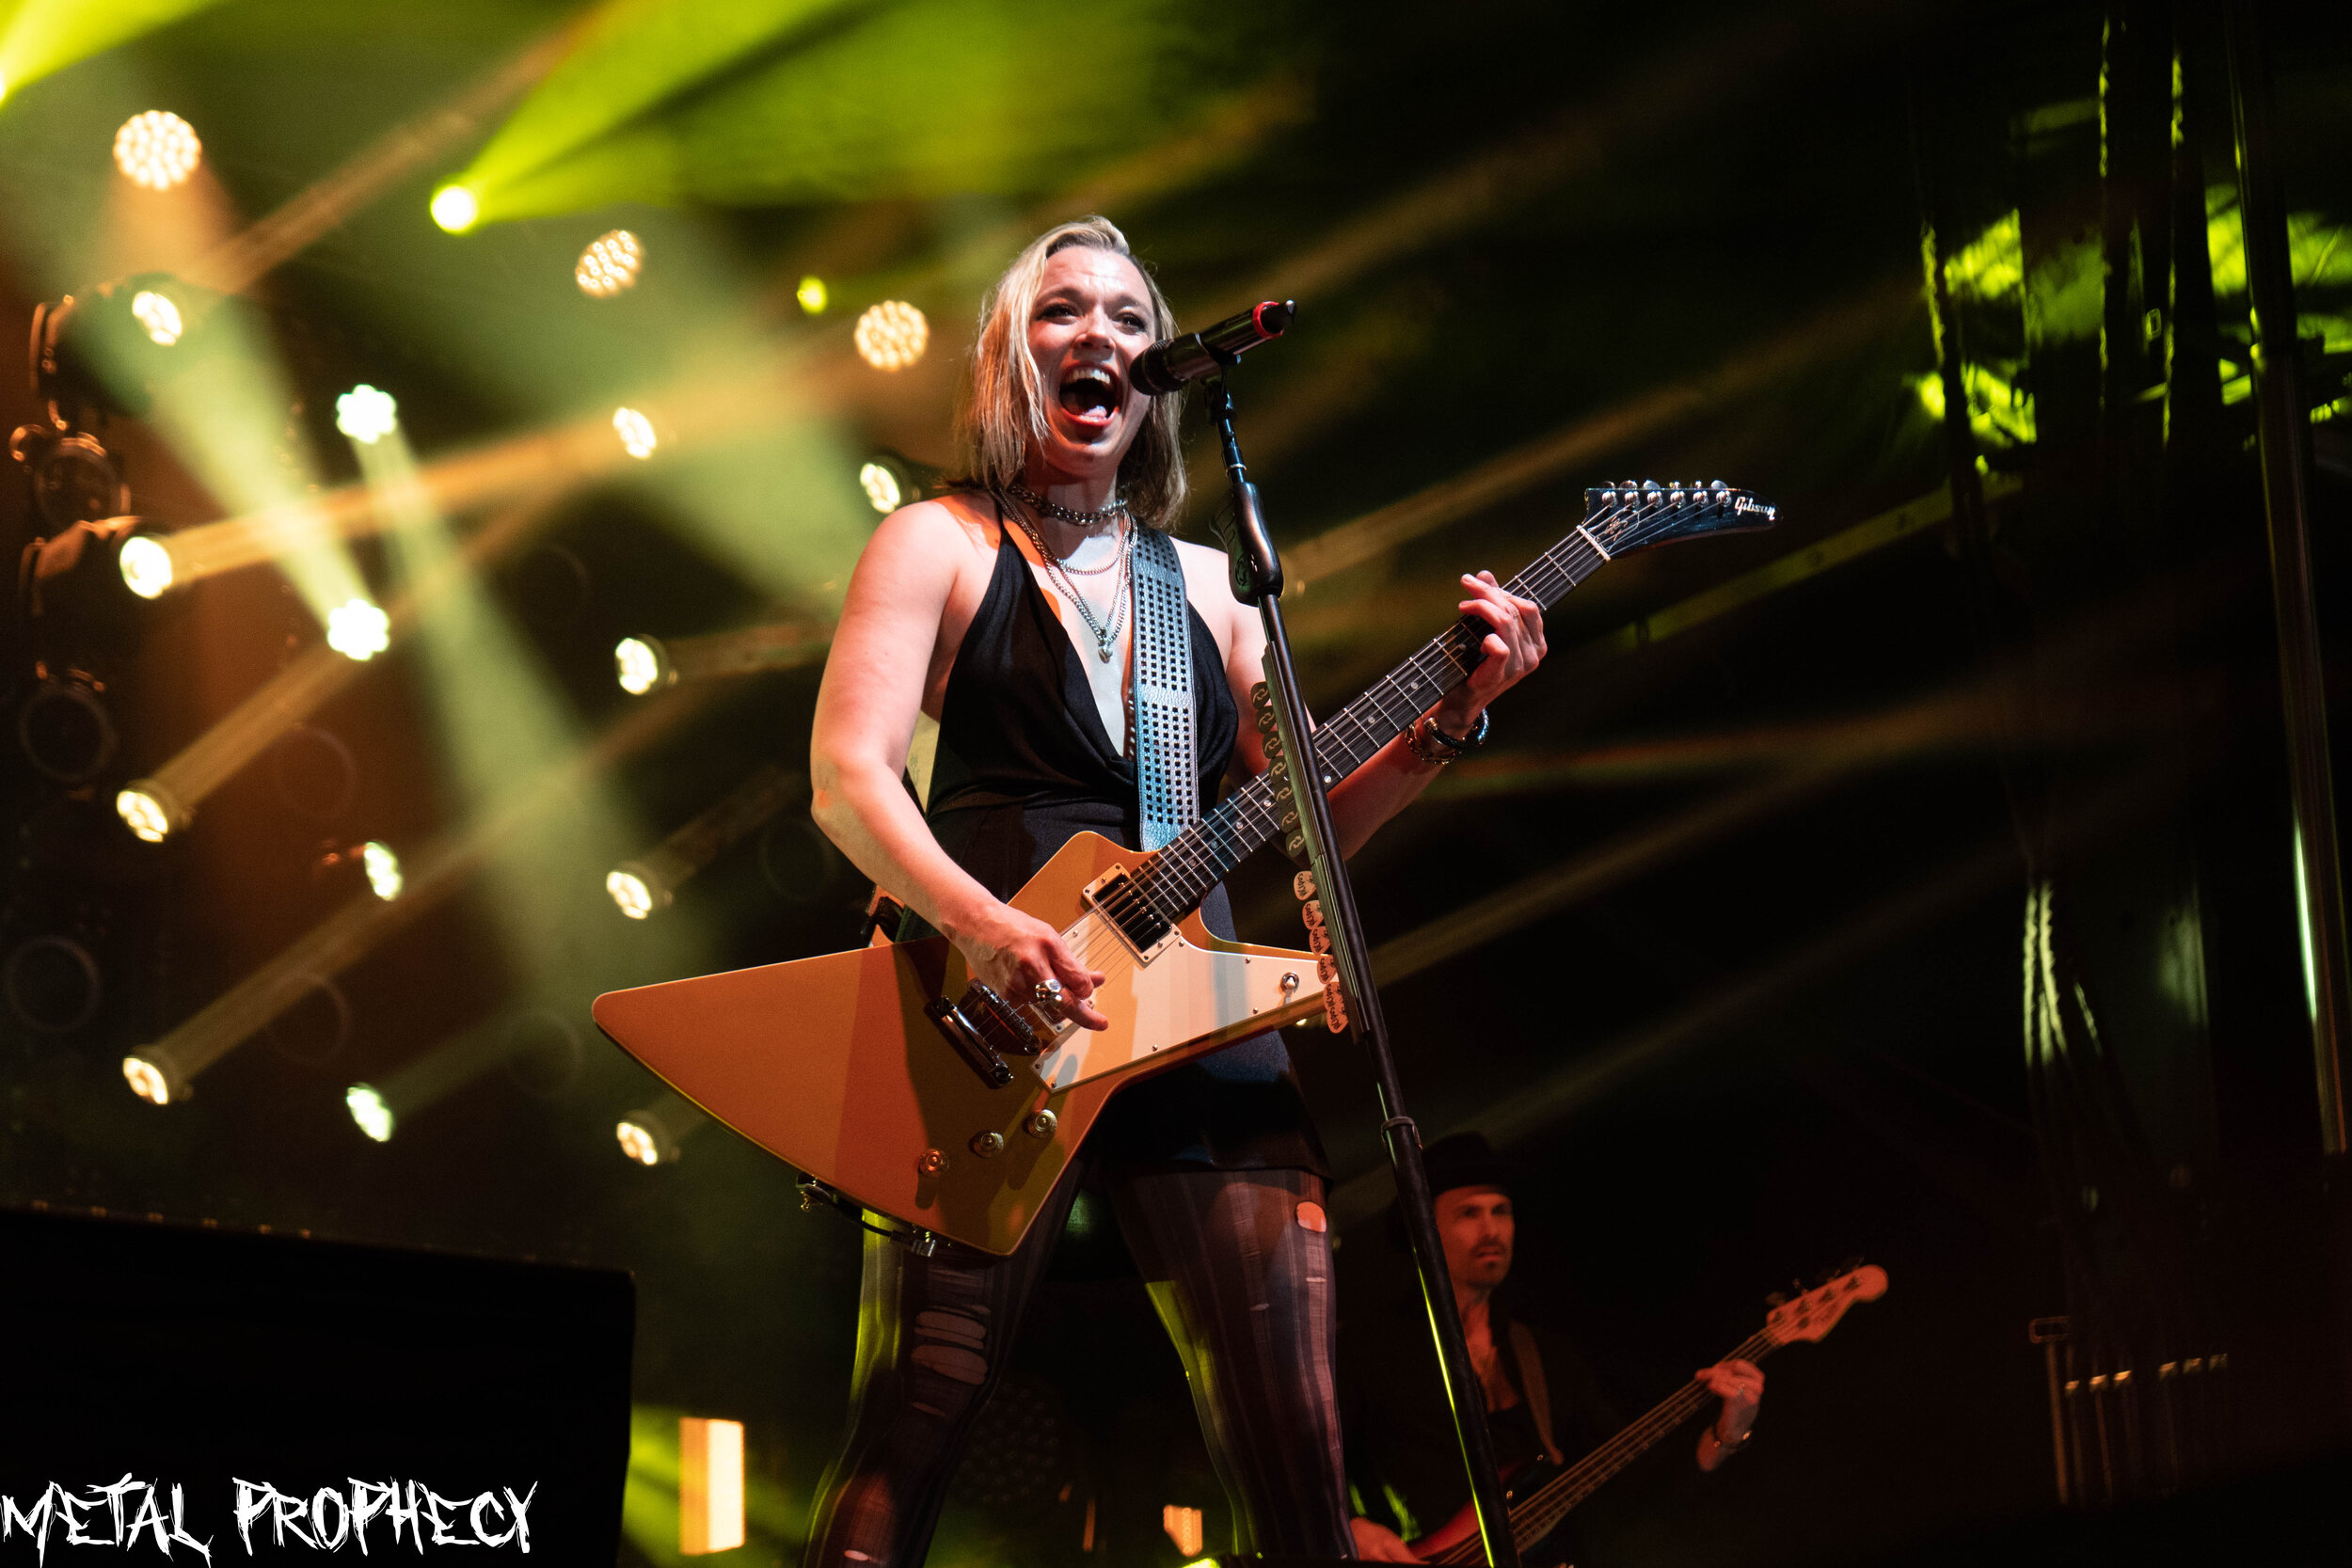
[969,1131,1006,1159]
[1024,1109,1057,1139]
[916,1148,947,1177]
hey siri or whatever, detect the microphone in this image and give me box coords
[1131,300,1295,395]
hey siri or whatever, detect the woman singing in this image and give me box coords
[805,215,1546,1565]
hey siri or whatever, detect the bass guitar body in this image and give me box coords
[1408,1457,1574,1566]
[592,832,1323,1256]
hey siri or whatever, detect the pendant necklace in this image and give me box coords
[1013,508,1130,663]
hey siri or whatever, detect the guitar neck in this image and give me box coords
[1135,522,1613,917]
[1427,1330,1778,1566]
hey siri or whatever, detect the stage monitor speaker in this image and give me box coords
[0,1207,632,1561]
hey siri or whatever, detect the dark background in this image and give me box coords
[1,1,2348,1564]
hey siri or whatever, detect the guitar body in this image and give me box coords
[1407,1456,1579,1566]
[591,832,1323,1255]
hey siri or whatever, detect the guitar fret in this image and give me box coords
[1133,510,1630,918]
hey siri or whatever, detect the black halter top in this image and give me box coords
[915,523,1327,1177]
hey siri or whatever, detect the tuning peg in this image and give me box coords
[1764,1291,1789,1308]
[1709,479,1728,493]
[1642,479,1662,492]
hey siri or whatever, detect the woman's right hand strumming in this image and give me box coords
[950,900,1110,1031]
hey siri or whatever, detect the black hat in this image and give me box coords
[1420,1132,1519,1199]
[1384,1132,1521,1248]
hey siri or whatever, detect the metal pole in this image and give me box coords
[2224,0,2351,1154]
[1210,377,1521,1568]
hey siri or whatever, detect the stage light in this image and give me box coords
[334,384,398,444]
[130,290,183,346]
[346,1084,394,1142]
[616,1091,709,1166]
[576,229,643,296]
[853,301,928,371]
[430,184,479,232]
[1163,1506,1205,1559]
[113,111,201,191]
[118,532,174,597]
[116,780,188,844]
[325,598,391,661]
[678,1418,745,1556]
[614,636,669,695]
[607,765,803,919]
[796,276,827,314]
[344,1007,585,1140]
[612,405,658,459]
[122,1052,183,1105]
[607,867,656,920]
[611,621,830,693]
[120,686,713,1107]
[858,461,900,514]
[856,451,933,515]
[30,283,210,420]
[362,841,403,901]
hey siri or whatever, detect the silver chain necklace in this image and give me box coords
[1014,511,1130,662]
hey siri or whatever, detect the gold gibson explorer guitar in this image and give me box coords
[592,481,1776,1254]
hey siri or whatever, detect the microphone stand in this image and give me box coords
[1206,372,1521,1568]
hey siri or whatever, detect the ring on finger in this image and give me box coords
[1032,978,1064,1006]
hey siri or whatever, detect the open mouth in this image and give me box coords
[1057,364,1121,424]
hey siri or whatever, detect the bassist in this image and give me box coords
[1345,1133,1765,1564]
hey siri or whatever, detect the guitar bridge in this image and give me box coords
[926,982,1051,1089]
[1083,867,1176,961]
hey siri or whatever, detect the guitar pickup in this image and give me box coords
[1083,868,1176,961]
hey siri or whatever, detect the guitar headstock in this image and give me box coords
[1762,1263,1887,1347]
[1583,480,1777,556]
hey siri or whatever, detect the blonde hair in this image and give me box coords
[954,216,1186,530]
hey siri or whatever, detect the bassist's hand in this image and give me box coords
[1438,571,1547,733]
[1350,1517,1420,1563]
[953,902,1110,1031]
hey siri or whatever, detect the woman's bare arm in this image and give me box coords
[1211,562,1545,858]
[810,500,1109,1026]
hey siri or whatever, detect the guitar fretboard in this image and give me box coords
[1127,522,1615,920]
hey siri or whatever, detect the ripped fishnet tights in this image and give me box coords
[801,1164,1354,1565]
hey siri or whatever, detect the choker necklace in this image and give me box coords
[1009,483,1128,529]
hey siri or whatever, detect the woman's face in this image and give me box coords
[1024,245,1157,489]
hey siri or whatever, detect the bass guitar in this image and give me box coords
[1409,1264,1888,1564]
[592,481,1776,1254]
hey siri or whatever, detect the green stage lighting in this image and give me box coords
[431,184,479,232]
[796,276,827,314]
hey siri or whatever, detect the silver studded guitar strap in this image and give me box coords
[1128,527,1198,849]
